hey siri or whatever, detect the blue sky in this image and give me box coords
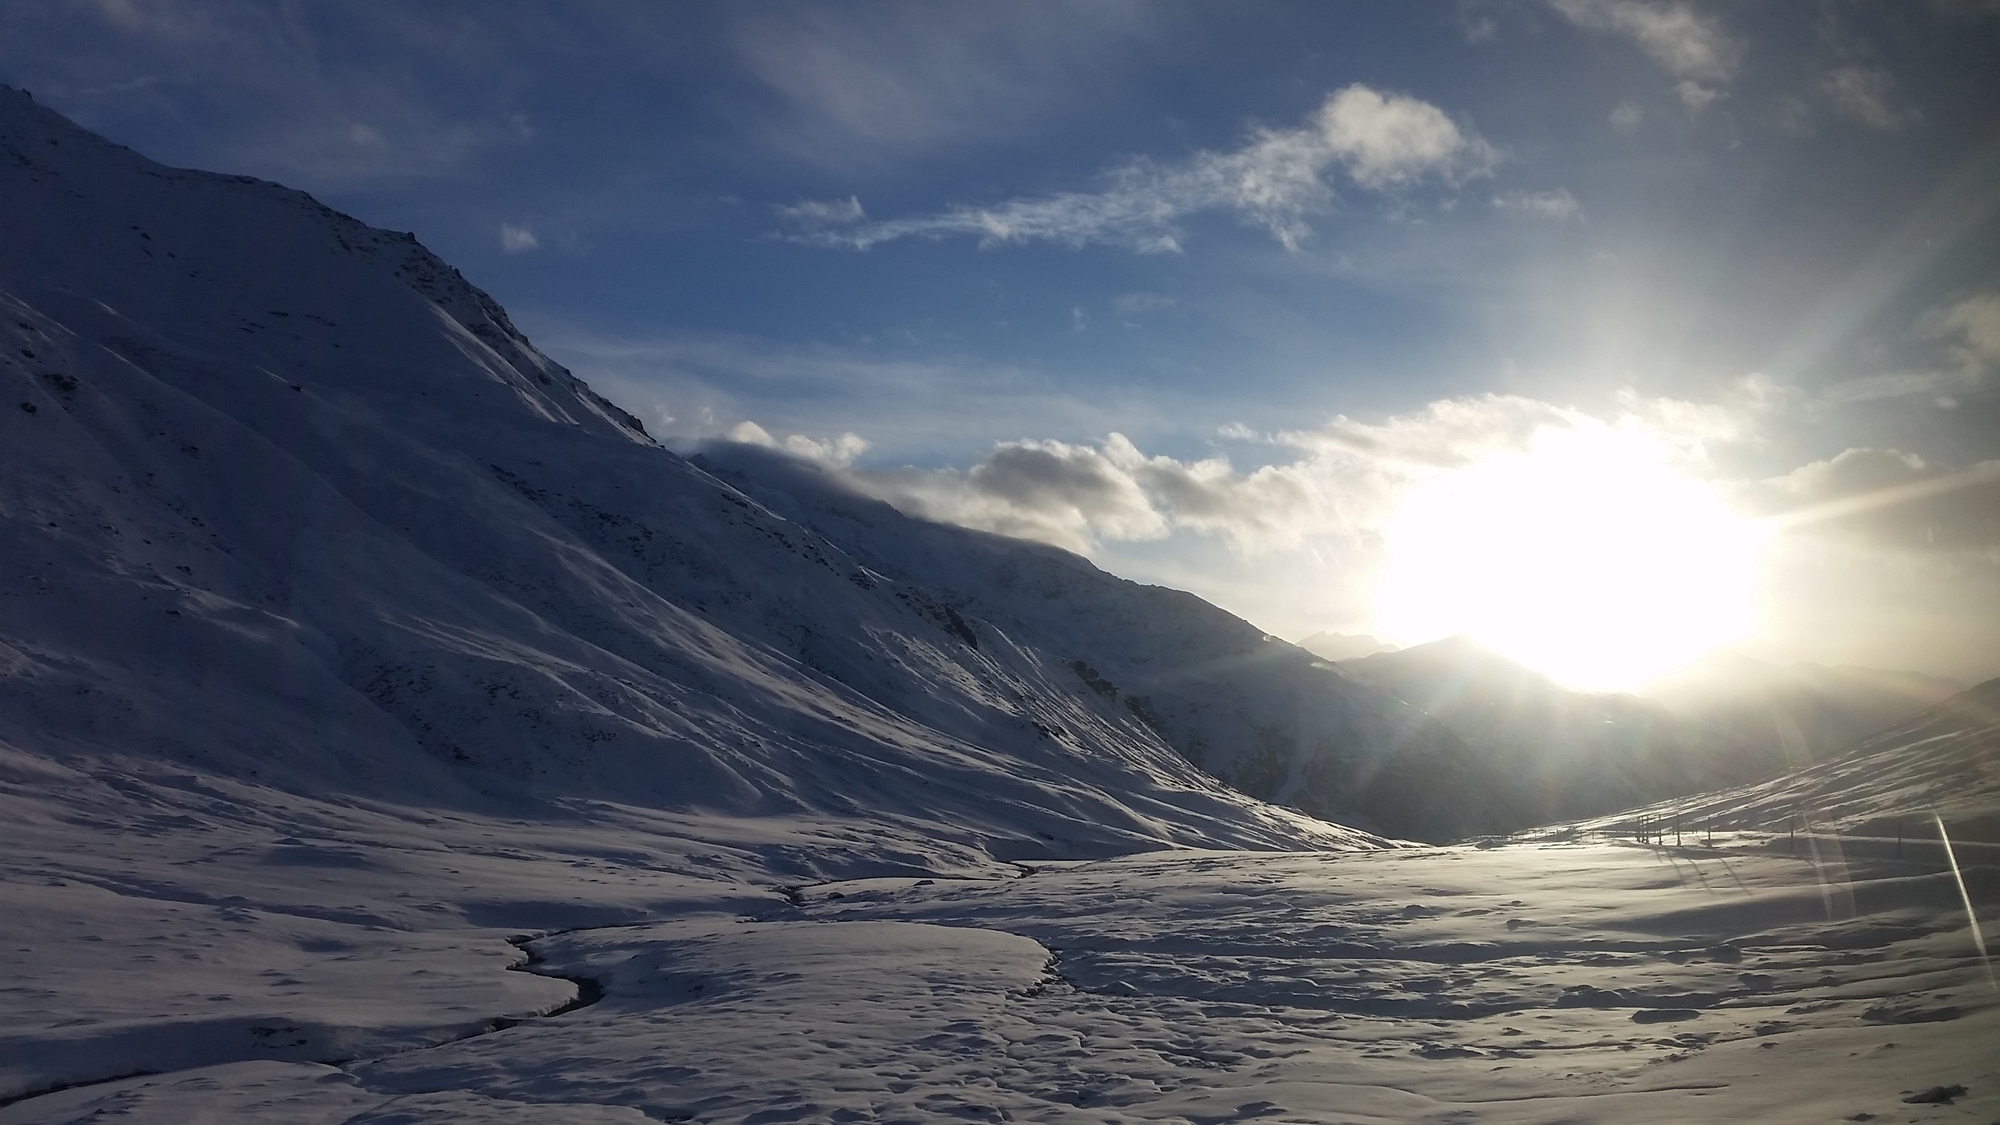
[5,1,1998,681]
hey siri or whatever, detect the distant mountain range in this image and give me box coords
[1336,637,1702,824]
[1336,637,1967,825]
[1295,631,1397,661]
[1638,649,1965,768]
[1558,675,2000,845]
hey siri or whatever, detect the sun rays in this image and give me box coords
[1376,424,1765,691]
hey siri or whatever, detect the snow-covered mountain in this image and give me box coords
[1561,674,2000,845]
[0,85,1505,853]
[1295,630,1396,661]
[1339,636,1702,823]
[1638,649,1965,770]
[689,444,1494,839]
[1338,636,1969,827]
[6,88,1998,1123]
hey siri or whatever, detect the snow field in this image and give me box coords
[8,833,1993,1124]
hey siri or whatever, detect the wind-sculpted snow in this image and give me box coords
[8,828,1994,1123]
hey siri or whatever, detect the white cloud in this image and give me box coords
[783,431,870,467]
[1493,188,1583,220]
[726,420,871,468]
[1315,85,1492,189]
[528,324,1128,458]
[859,439,1167,553]
[827,388,1772,557]
[1820,370,1978,408]
[1822,66,1919,132]
[1112,292,1175,316]
[1941,292,2000,364]
[1751,448,2000,554]
[1547,0,1741,82]
[499,223,539,252]
[728,420,777,446]
[1675,81,1722,111]
[1609,101,1644,132]
[1822,291,2000,408]
[775,196,865,226]
[778,85,1494,253]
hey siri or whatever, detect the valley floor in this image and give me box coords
[4,767,1996,1124]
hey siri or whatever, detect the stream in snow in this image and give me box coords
[5,827,1995,1125]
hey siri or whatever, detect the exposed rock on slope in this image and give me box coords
[0,86,1502,852]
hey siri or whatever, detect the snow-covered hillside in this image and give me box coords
[1340,637,1703,824]
[1640,650,1965,770]
[1559,675,2000,846]
[0,82,1502,860]
[1336,637,1970,830]
[692,445,1501,840]
[5,86,1996,1124]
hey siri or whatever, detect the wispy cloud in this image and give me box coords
[10,1,539,184]
[1112,292,1175,317]
[1493,188,1583,220]
[1821,291,2000,409]
[1547,0,1740,110]
[1822,66,1920,132]
[778,85,1495,253]
[727,421,871,468]
[1546,0,1741,81]
[499,223,539,252]
[1749,448,2000,555]
[527,324,1133,457]
[729,3,1156,166]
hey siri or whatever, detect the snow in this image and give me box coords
[6,836,1995,1123]
[0,80,1452,850]
[3,85,1997,1124]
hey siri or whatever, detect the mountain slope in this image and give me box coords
[1339,636,1700,822]
[0,86,1503,854]
[1338,636,1972,827]
[691,444,1496,839]
[1558,676,2000,845]
[1639,649,1965,770]
[1296,631,1396,661]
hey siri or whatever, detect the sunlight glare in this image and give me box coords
[1376,424,1763,691]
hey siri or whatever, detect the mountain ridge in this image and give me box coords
[0,85,1506,856]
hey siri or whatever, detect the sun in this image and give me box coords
[1375,424,1763,692]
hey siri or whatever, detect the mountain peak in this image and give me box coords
[0,84,652,446]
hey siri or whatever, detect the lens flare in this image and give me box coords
[1376,424,1764,691]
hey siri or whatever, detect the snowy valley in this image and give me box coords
[2,86,1997,1124]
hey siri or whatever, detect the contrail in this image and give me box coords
[1936,812,1996,991]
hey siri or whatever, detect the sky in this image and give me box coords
[4,0,1998,684]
